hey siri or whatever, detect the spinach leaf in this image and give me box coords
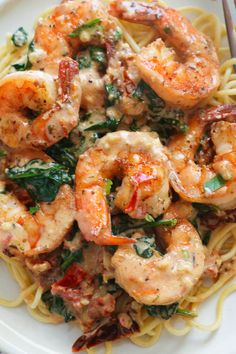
[106,245,118,254]
[46,138,78,173]
[133,80,165,113]
[84,116,120,131]
[158,117,187,134]
[60,249,83,271]
[134,236,156,258]
[192,203,219,214]
[202,231,211,246]
[145,303,196,319]
[12,27,28,47]
[69,18,101,38]
[105,84,121,106]
[12,40,35,71]
[106,279,121,294]
[145,303,179,319]
[41,290,75,322]
[6,159,73,202]
[204,174,226,193]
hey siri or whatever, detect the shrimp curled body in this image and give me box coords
[109,0,220,109]
[112,203,205,305]
[0,150,75,256]
[168,105,236,210]
[75,131,171,245]
[0,58,81,148]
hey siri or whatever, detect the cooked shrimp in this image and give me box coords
[33,0,119,75]
[0,58,81,148]
[75,131,170,245]
[168,104,236,210]
[112,202,205,305]
[0,149,75,256]
[109,1,220,109]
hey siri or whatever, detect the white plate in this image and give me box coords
[0,0,235,353]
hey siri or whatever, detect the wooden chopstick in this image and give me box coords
[222,0,236,66]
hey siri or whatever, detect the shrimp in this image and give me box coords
[0,149,75,256]
[109,1,220,109]
[33,0,119,75]
[168,104,236,210]
[75,131,170,245]
[112,202,205,305]
[0,58,81,148]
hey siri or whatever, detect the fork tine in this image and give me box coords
[222,0,236,59]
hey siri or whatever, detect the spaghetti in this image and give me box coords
[0,1,236,353]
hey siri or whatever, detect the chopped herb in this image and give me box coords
[66,222,79,242]
[129,120,139,132]
[105,83,121,106]
[158,117,188,133]
[76,55,91,69]
[176,308,197,318]
[163,26,171,34]
[29,204,40,215]
[112,214,177,234]
[84,116,121,131]
[202,231,211,246]
[132,218,177,230]
[204,174,226,193]
[69,18,102,38]
[145,214,155,223]
[106,245,118,253]
[6,159,73,202]
[11,62,26,71]
[89,46,107,69]
[12,27,28,47]
[60,248,83,271]
[113,28,122,42]
[42,290,75,322]
[192,203,219,214]
[182,249,190,260]
[97,273,103,286]
[105,179,113,195]
[145,303,196,320]
[134,236,156,258]
[106,279,121,294]
[0,149,7,158]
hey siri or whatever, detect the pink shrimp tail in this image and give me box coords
[58,57,79,103]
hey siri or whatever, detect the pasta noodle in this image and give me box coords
[0,1,236,353]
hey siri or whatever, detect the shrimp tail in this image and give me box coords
[97,233,136,246]
[58,57,79,103]
[202,104,236,123]
[30,57,80,146]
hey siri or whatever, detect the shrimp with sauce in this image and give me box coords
[112,201,205,305]
[0,149,75,256]
[33,0,123,110]
[0,58,81,148]
[75,131,171,245]
[168,104,236,210]
[109,0,220,109]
